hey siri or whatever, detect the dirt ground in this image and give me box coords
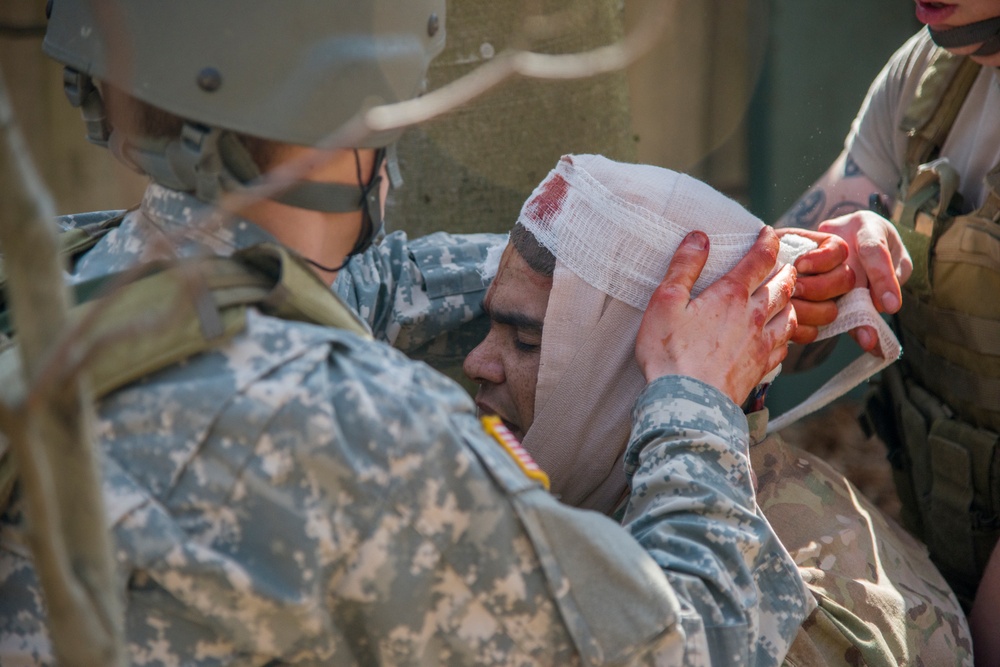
[776,398,902,523]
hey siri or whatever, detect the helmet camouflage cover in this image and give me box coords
[43,0,447,148]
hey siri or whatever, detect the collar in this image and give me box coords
[140,183,277,254]
[71,184,279,284]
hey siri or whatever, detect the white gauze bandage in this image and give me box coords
[517,154,899,513]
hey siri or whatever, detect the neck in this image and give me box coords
[241,201,362,285]
[238,145,374,285]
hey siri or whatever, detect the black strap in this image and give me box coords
[930,17,1000,56]
[61,67,110,147]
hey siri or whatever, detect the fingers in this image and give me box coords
[657,231,710,300]
[764,302,797,368]
[779,229,849,275]
[820,212,909,314]
[759,263,796,320]
[762,275,797,339]
[854,222,901,312]
[790,297,838,328]
[793,264,855,302]
[791,325,819,345]
[636,231,711,384]
[893,243,914,286]
[728,227,781,293]
[757,265,798,364]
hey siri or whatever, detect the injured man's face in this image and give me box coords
[463,244,551,441]
[462,153,891,515]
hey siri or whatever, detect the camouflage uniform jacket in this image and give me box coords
[746,411,972,666]
[0,184,808,665]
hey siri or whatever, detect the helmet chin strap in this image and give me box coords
[219,135,395,270]
[298,149,388,273]
[63,68,398,274]
[104,112,399,272]
[929,16,1000,56]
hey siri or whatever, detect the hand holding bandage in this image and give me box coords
[775,228,854,345]
[816,211,913,354]
[636,227,798,406]
[766,230,902,433]
[517,155,901,440]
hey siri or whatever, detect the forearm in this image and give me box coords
[774,152,879,231]
[775,151,897,370]
[334,230,505,353]
[621,376,809,667]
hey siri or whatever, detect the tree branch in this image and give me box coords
[0,66,124,667]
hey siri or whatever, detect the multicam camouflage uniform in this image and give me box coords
[746,412,973,667]
[0,184,809,665]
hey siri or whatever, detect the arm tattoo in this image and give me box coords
[787,190,826,229]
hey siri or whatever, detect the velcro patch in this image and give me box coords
[481,416,550,490]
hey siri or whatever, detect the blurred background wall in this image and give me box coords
[0,0,146,214]
[1,0,921,415]
[2,0,920,224]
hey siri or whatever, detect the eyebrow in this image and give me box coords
[481,299,544,332]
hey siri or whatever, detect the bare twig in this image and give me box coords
[365,2,668,132]
[0,66,125,667]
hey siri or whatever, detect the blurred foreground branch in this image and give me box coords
[0,67,124,666]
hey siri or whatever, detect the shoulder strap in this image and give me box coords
[57,210,129,259]
[0,244,369,509]
[900,49,982,178]
[0,210,128,335]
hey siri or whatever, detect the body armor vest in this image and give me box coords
[864,49,1000,608]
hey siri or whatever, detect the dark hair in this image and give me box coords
[509,223,555,277]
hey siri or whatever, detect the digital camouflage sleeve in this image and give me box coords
[624,377,812,667]
[334,230,505,363]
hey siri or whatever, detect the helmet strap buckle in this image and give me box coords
[61,67,110,147]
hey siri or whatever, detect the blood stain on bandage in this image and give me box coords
[524,173,569,229]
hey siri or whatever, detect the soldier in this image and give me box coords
[773,0,1000,617]
[0,1,810,665]
[463,154,972,666]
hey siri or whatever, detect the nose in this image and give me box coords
[463,335,504,386]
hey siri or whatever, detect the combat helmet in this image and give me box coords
[43,0,446,253]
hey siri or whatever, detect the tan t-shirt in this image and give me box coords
[846,28,1000,208]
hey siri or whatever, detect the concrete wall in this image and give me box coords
[385,0,637,237]
[627,0,762,200]
[0,0,146,215]
[2,0,923,223]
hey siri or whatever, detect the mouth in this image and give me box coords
[915,1,958,26]
[475,401,521,437]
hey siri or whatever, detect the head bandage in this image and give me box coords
[511,154,899,513]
